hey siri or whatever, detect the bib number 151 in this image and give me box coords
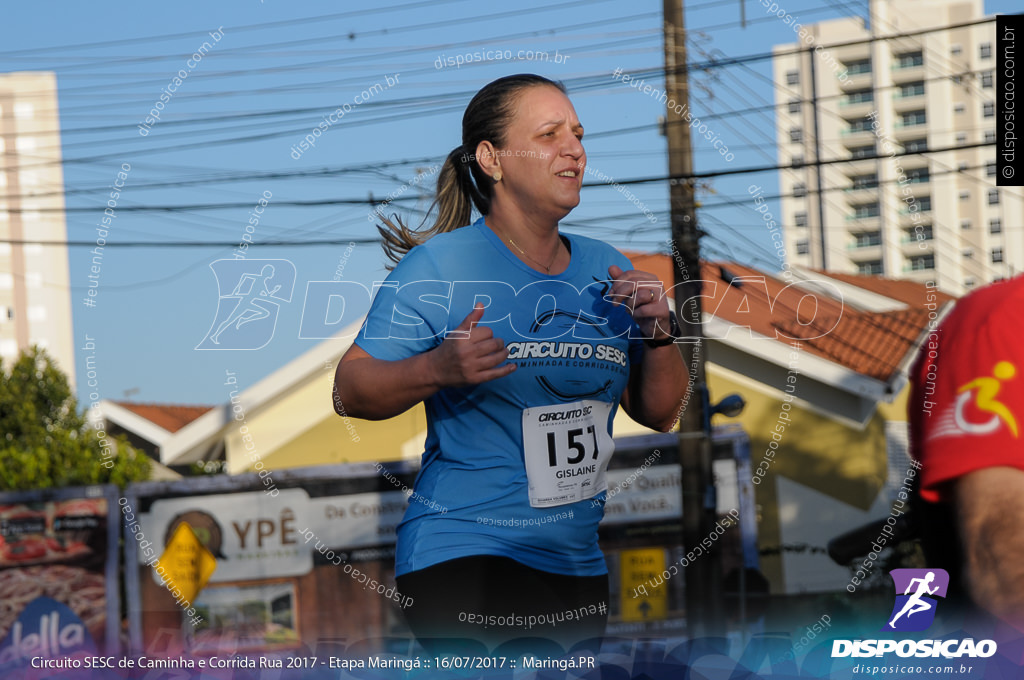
[547,426,600,467]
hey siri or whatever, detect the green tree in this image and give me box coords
[0,346,150,491]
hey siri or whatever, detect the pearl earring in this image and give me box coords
[493,170,502,182]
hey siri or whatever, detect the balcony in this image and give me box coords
[844,186,879,203]
[840,128,877,148]
[851,257,884,275]
[846,214,881,230]
[902,238,935,256]
[902,255,936,273]
[848,230,882,251]
[839,93,876,118]
[894,117,927,140]
[891,57,925,82]
[893,86,926,111]
[899,201,932,226]
[840,70,873,91]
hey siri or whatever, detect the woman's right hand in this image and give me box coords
[429,303,516,388]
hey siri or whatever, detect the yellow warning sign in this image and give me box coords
[157,521,217,606]
[619,548,668,622]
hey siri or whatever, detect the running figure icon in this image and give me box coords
[889,571,939,628]
[210,264,281,345]
[196,258,296,351]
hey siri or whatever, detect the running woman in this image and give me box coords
[334,74,687,652]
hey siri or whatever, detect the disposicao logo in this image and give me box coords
[832,568,997,659]
[884,568,948,632]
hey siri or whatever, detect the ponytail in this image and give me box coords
[377,74,566,268]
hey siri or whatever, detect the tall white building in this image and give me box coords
[773,0,1022,294]
[0,72,75,382]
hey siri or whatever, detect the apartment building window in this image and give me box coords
[796,240,810,255]
[0,340,17,361]
[895,51,924,68]
[791,154,804,167]
[850,144,877,159]
[956,133,967,143]
[990,218,1002,234]
[951,44,962,55]
[964,278,976,289]
[13,102,34,119]
[983,102,995,118]
[846,118,873,133]
[906,167,929,184]
[897,82,925,98]
[853,231,882,247]
[986,161,997,176]
[850,173,878,190]
[786,70,800,85]
[959,191,970,201]
[852,203,880,219]
[793,182,808,197]
[857,260,883,275]
[788,99,801,114]
[909,254,935,271]
[953,104,965,114]
[980,43,992,59]
[985,130,996,143]
[910,224,934,241]
[963,249,974,260]
[961,220,972,230]
[918,196,932,212]
[981,71,994,88]
[988,189,1000,205]
[903,138,928,153]
[845,58,872,75]
[790,127,803,143]
[957,161,969,171]
[794,211,808,227]
[992,247,1004,263]
[846,89,874,104]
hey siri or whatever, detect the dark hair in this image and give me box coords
[377,74,567,267]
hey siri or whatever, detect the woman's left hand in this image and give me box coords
[607,265,672,343]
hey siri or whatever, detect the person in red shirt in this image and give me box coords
[909,274,1024,630]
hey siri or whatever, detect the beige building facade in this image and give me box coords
[774,0,1022,295]
[0,72,75,381]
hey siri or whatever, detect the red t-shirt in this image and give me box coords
[909,276,1024,502]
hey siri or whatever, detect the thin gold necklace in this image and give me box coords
[506,236,562,273]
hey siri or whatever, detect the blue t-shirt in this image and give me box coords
[355,217,645,577]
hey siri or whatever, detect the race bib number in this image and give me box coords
[522,400,615,508]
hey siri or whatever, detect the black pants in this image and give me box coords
[396,555,608,656]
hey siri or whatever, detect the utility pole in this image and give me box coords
[662,0,723,637]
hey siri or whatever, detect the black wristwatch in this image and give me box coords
[644,311,681,348]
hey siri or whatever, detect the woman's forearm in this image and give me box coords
[627,344,688,432]
[333,346,441,420]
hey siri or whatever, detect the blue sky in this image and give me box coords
[0,0,1013,406]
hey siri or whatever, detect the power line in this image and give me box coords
[0,139,998,218]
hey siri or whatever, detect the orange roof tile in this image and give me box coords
[810,270,956,308]
[113,401,214,433]
[622,253,946,383]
